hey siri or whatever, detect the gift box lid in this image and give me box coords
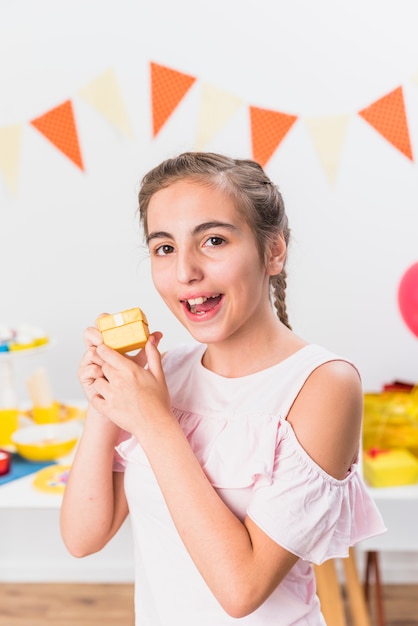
[97,308,148,332]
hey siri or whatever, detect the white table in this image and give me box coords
[0,461,135,583]
[361,483,418,553]
[1,456,418,584]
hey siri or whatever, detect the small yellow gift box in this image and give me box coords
[363,448,418,488]
[97,308,149,354]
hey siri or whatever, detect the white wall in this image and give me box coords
[2,0,418,403]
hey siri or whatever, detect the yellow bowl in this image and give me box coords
[11,422,81,462]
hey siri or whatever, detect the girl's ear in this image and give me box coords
[267,232,287,276]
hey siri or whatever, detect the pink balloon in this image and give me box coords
[398,262,418,338]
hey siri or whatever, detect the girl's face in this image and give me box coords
[146,180,281,346]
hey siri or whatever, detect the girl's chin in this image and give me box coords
[184,323,232,345]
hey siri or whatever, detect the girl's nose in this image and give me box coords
[176,249,203,284]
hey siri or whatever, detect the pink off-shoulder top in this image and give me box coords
[115,342,386,625]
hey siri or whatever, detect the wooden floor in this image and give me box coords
[0,582,417,625]
[366,585,418,626]
[0,584,134,626]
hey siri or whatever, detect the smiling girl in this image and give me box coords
[61,152,385,625]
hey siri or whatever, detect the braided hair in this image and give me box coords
[138,152,291,329]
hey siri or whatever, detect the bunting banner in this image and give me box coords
[1,62,417,197]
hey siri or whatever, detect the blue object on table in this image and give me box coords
[0,454,55,486]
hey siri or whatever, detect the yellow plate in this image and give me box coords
[33,465,71,494]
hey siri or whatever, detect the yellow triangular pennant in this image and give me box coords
[409,70,418,87]
[195,83,243,150]
[78,68,133,137]
[0,124,22,195]
[304,114,351,185]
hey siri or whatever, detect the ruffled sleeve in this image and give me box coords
[247,420,386,565]
[112,429,132,472]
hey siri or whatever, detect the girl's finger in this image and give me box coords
[126,331,163,367]
[79,363,103,382]
[93,374,110,398]
[91,393,106,414]
[81,346,104,365]
[144,335,165,383]
[84,326,104,348]
[96,342,125,367]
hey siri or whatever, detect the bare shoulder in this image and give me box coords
[287,359,363,480]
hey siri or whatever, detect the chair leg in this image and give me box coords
[365,551,386,626]
[315,558,347,626]
[342,548,372,626]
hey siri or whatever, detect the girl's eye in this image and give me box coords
[205,236,225,247]
[155,244,174,256]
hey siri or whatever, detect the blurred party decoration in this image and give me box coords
[362,382,418,487]
[33,464,70,494]
[249,106,298,167]
[358,86,413,161]
[194,83,243,151]
[304,114,351,185]
[3,62,418,196]
[398,261,418,337]
[150,62,196,137]
[0,124,22,195]
[78,67,134,138]
[31,100,84,170]
[363,384,418,453]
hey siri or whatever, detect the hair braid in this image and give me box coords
[271,272,291,330]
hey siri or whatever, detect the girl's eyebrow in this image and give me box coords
[146,221,237,244]
[146,230,171,244]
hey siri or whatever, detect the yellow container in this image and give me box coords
[97,307,149,353]
[11,422,80,462]
[363,448,418,487]
[32,402,61,424]
[0,408,19,447]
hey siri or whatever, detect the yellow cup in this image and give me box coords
[32,402,60,424]
[0,408,19,447]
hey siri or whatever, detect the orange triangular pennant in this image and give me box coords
[150,62,196,137]
[30,100,84,170]
[358,86,413,161]
[249,106,298,167]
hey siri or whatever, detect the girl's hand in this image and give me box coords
[78,326,106,405]
[89,333,171,436]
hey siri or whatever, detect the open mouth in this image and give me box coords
[183,294,222,315]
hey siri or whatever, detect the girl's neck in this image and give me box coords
[201,321,307,378]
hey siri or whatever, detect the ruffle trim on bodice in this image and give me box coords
[115,406,386,564]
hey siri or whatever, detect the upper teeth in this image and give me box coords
[187,294,219,306]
